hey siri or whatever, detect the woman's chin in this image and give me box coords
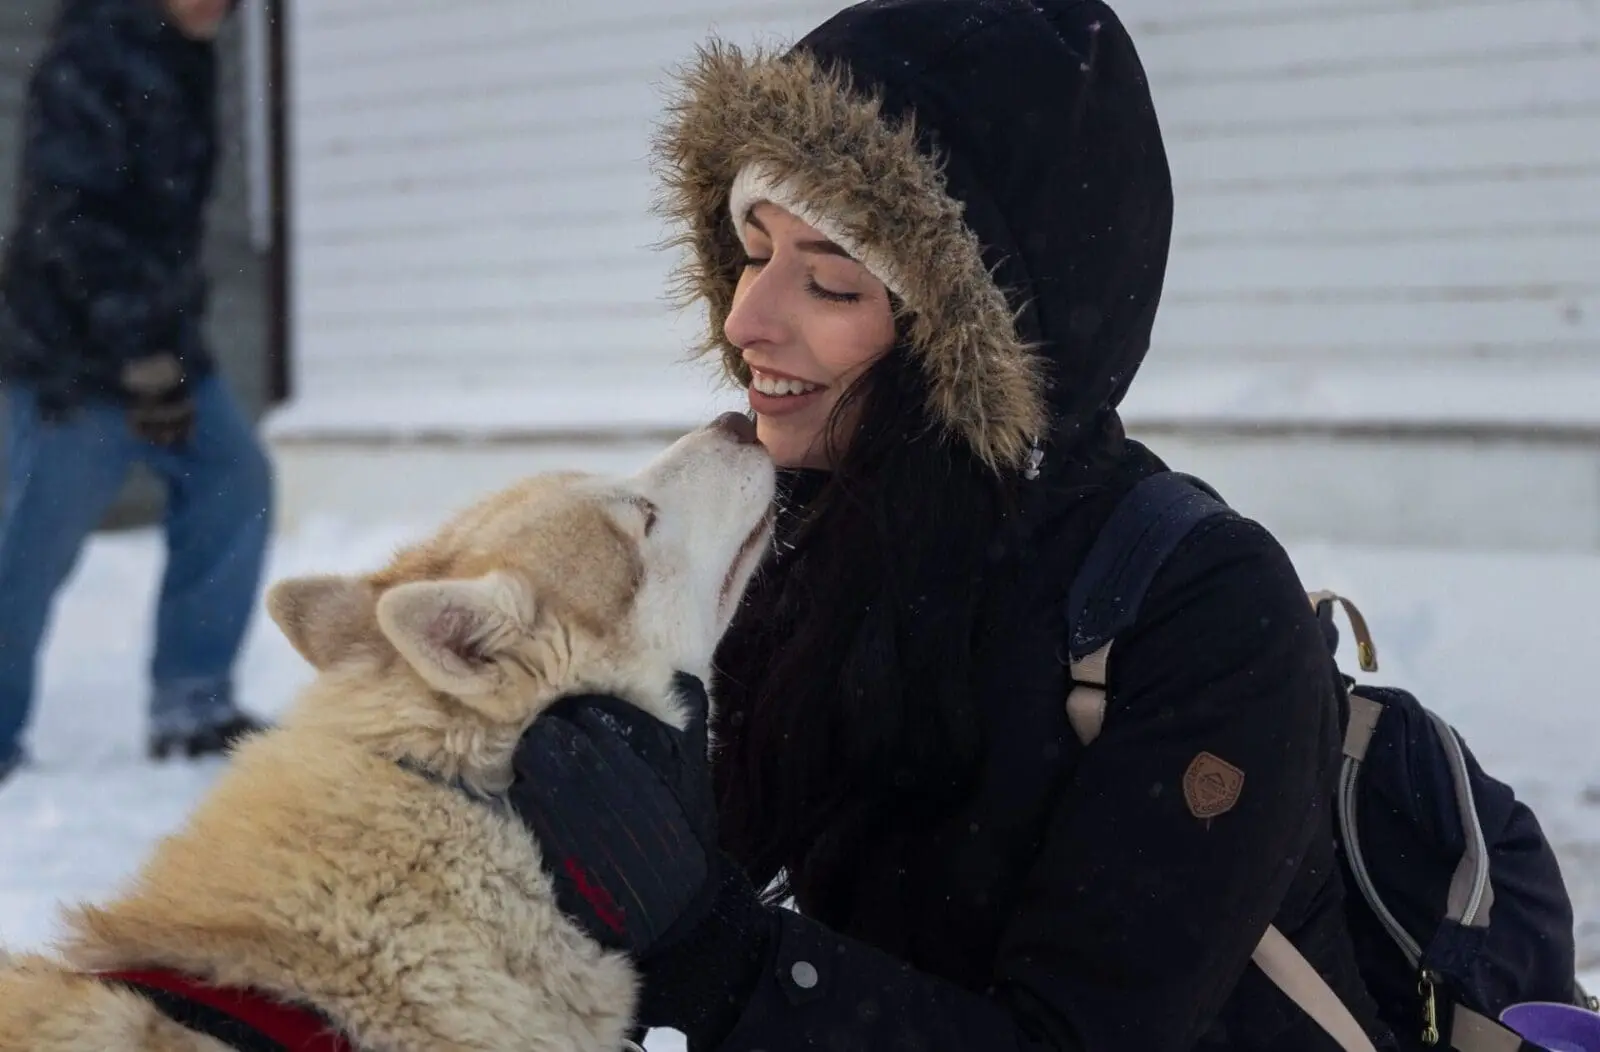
[752,423,816,470]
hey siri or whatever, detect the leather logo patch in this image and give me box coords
[1183,751,1245,819]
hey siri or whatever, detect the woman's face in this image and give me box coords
[723,202,896,470]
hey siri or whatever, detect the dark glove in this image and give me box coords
[508,674,775,1042]
[120,353,194,446]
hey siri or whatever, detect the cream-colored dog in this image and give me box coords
[0,415,775,1052]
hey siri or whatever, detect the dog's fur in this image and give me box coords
[0,420,775,1052]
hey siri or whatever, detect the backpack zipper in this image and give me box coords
[1338,757,1423,966]
[1339,707,1495,1049]
[1420,971,1441,1046]
[1427,713,1492,929]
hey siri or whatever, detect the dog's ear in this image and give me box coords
[374,571,538,711]
[266,574,379,670]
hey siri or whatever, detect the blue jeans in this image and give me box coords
[0,377,273,762]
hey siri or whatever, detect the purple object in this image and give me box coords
[1500,1002,1600,1052]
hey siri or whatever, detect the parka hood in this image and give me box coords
[654,0,1174,474]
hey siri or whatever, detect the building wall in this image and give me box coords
[1117,0,1600,434]
[275,0,1600,549]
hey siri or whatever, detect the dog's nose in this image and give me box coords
[711,411,760,445]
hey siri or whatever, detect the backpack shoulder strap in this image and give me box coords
[1063,473,1382,1052]
[1063,471,1232,746]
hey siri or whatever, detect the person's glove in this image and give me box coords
[507,674,774,1041]
[509,673,725,957]
[120,353,194,446]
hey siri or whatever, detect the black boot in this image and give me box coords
[148,712,269,761]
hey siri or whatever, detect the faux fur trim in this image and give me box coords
[652,41,1049,472]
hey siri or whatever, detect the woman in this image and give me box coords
[508,1,1392,1049]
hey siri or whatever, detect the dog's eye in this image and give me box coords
[637,500,658,536]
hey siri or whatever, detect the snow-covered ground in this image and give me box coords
[2,481,1597,1034]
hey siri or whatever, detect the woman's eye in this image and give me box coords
[807,277,861,303]
[740,255,769,270]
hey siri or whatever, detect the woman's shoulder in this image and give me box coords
[1029,468,1327,687]
[1118,501,1336,722]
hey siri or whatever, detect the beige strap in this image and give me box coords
[1066,643,1111,746]
[1449,1003,1526,1052]
[1066,626,1378,1051]
[1252,926,1379,1052]
[1308,590,1380,672]
[1343,692,1385,762]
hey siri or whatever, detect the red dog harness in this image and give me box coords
[98,968,355,1051]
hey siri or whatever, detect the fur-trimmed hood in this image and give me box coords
[653,0,1174,474]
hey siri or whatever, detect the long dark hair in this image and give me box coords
[710,339,1024,918]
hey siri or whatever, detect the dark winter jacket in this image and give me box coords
[649,1,1395,1049]
[0,0,217,411]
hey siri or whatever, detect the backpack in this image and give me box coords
[1062,470,1594,1052]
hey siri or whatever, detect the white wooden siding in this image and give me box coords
[286,1,843,428]
[1134,0,1599,368]
[284,0,1600,433]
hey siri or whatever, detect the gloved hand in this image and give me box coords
[120,353,195,446]
[507,674,774,1040]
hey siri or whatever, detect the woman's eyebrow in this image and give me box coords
[797,238,852,258]
[743,210,854,259]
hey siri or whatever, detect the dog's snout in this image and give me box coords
[711,411,760,446]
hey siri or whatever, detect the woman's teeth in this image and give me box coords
[751,373,821,397]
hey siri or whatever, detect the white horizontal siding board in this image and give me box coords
[297,84,659,159]
[302,223,673,279]
[297,154,649,206]
[1131,0,1596,77]
[1143,339,1597,365]
[1150,52,1600,130]
[1179,161,1598,196]
[298,262,674,320]
[297,1,834,38]
[1163,237,1600,297]
[294,314,707,379]
[296,16,818,109]
[1116,0,1562,28]
[1168,114,1600,182]
[1170,176,1600,240]
[1148,294,1597,352]
[296,172,655,242]
[300,124,659,197]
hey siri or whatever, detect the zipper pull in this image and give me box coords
[1419,971,1441,1046]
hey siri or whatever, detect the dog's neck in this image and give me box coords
[283,666,706,812]
[393,753,513,816]
[280,672,524,795]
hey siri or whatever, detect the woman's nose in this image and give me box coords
[722,264,788,350]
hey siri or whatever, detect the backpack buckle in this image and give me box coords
[1308,590,1379,673]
